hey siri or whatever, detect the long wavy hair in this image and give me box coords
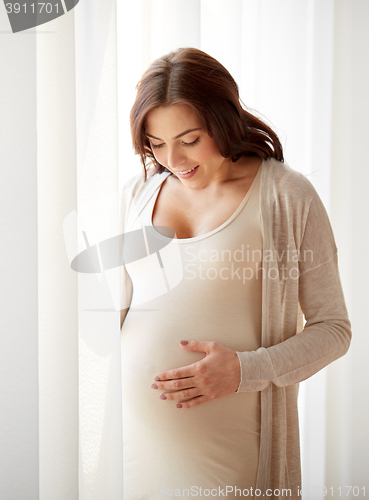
[130,47,284,180]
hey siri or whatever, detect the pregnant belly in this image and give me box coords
[120,309,260,436]
[120,310,206,419]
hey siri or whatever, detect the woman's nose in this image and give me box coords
[167,147,186,170]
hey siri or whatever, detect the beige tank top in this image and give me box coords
[121,162,263,499]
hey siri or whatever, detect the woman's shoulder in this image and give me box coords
[263,157,319,204]
[264,158,335,244]
[263,158,337,259]
[120,167,171,225]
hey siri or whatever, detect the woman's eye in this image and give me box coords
[150,137,200,149]
[182,138,200,147]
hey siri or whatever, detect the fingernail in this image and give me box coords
[176,404,183,408]
[159,394,167,400]
[154,376,161,381]
[180,340,188,346]
[151,384,158,389]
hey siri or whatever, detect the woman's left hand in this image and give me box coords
[151,340,241,409]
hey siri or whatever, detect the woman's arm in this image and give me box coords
[235,252,352,392]
[235,182,352,392]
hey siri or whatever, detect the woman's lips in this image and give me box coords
[175,165,199,179]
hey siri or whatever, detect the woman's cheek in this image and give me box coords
[153,150,166,167]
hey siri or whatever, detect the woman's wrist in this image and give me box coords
[235,351,242,393]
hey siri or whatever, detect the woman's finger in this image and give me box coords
[154,363,197,382]
[175,395,209,409]
[160,387,202,401]
[152,376,194,391]
[179,340,216,354]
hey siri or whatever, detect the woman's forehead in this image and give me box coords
[145,104,202,138]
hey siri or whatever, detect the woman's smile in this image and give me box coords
[175,165,199,179]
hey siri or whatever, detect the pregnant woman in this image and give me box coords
[119,48,352,499]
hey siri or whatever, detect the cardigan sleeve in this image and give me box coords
[235,187,352,392]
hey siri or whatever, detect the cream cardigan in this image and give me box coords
[119,158,352,499]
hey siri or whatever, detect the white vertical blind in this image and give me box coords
[0,7,39,500]
[201,0,243,84]
[327,0,369,493]
[37,12,79,500]
[74,1,123,499]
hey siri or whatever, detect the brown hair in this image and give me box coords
[130,47,284,180]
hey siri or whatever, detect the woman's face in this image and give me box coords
[145,104,231,189]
